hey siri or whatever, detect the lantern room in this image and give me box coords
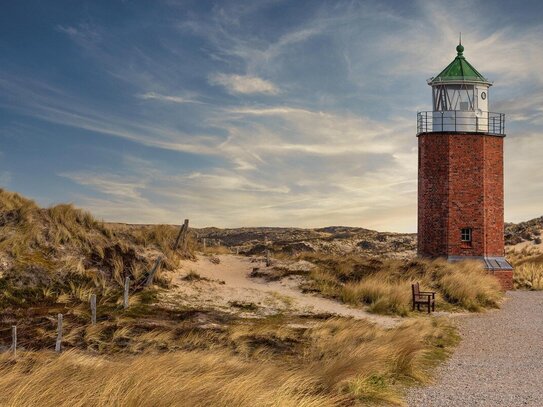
[417,42,504,135]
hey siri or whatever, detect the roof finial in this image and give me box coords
[456,33,464,56]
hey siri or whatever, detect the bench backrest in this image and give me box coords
[411,282,420,297]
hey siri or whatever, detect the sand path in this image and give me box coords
[163,254,398,327]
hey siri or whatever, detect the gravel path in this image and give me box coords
[407,291,543,407]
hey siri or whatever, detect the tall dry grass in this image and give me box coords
[0,350,338,407]
[296,253,502,315]
[513,263,543,290]
[507,246,543,267]
[0,317,457,406]
[437,262,502,310]
[507,247,543,290]
[0,189,193,309]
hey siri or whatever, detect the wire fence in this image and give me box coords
[1,219,195,357]
[1,316,57,351]
[0,278,145,353]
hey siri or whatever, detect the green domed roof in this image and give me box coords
[429,43,490,85]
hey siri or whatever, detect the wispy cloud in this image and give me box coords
[56,23,102,47]
[209,73,279,94]
[0,75,222,155]
[137,92,204,104]
[3,0,543,231]
[58,172,146,201]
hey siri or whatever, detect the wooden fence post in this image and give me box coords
[124,277,130,309]
[11,326,17,357]
[90,294,97,325]
[266,249,271,267]
[203,238,206,249]
[145,257,163,287]
[55,314,63,353]
[172,219,189,252]
[181,219,190,252]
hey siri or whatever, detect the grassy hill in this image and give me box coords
[0,188,199,312]
[0,188,537,406]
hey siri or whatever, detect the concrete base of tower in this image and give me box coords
[448,256,514,290]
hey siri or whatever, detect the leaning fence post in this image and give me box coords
[124,277,130,309]
[55,314,63,353]
[172,219,189,251]
[90,294,97,325]
[181,219,190,252]
[11,326,17,357]
[145,257,163,287]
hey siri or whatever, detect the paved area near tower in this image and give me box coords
[407,291,543,407]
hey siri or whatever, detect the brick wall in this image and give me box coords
[447,134,486,256]
[417,133,449,257]
[483,136,505,256]
[492,270,514,291]
[417,132,505,258]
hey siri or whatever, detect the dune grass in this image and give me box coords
[513,263,543,290]
[0,188,466,405]
[292,253,503,315]
[0,189,195,309]
[0,316,458,407]
[508,247,543,290]
[507,247,543,290]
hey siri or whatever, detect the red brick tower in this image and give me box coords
[417,41,513,289]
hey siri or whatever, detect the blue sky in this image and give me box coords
[1,0,543,231]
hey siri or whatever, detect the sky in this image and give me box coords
[1,0,543,232]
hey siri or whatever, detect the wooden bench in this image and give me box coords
[411,282,435,313]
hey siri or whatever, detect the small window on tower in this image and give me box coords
[461,228,472,243]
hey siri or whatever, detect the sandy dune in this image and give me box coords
[510,240,543,252]
[162,254,398,327]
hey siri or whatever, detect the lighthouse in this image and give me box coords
[417,41,513,289]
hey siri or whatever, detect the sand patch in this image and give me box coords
[161,254,399,327]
